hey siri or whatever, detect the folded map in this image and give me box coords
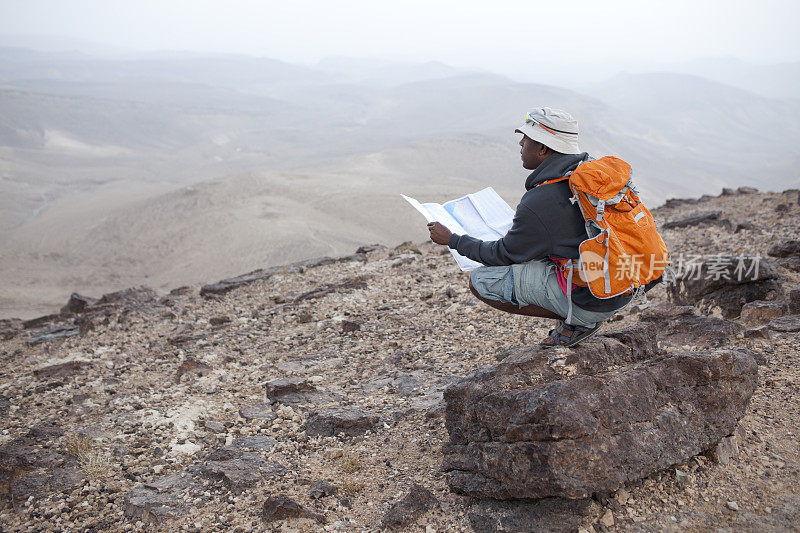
[402,187,515,271]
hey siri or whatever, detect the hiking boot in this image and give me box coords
[540,321,603,349]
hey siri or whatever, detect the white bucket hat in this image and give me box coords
[515,107,580,154]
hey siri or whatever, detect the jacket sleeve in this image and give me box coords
[447,203,552,266]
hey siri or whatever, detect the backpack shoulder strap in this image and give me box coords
[535,175,571,188]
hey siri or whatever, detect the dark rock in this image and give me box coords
[309,479,338,499]
[294,276,371,303]
[0,318,23,340]
[740,300,785,325]
[229,436,277,453]
[22,314,63,329]
[641,310,743,347]
[26,325,80,345]
[778,256,800,271]
[776,203,790,212]
[61,293,97,314]
[744,326,771,340]
[202,442,284,492]
[789,287,800,314]
[124,473,197,524]
[287,256,336,273]
[174,357,212,383]
[33,360,88,379]
[296,311,314,323]
[639,303,695,320]
[720,187,736,196]
[733,220,754,233]
[200,266,283,297]
[262,495,325,524]
[9,470,50,501]
[468,497,597,533]
[666,256,781,318]
[204,421,226,434]
[305,407,381,437]
[394,241,423,254]
[768,315,800,333]
[442,348,757,499]
[662,210,722,229]
[168,286,194,296]
[737,186,758,194]
[98,286,157,306]
[201,456,285,493]
[0,395,10,416]
[341,320,362,333]
[336,253,368,264]
[356,244,386,254]
[265,378,314,399]
[48,466,84,492]
[209,315,231,326]
[663,197,698,208]
[381,484,438,530]
[28,422,64,441]
[768,240,800,258]
[1,440,64,500]
[238,403,274,421]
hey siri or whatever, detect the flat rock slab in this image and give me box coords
[304,407,381,437]
[381,484,439,530]
[468,497,598,533]
[666,256,780,318]
[262,495,325,524]
[26,325,80,345]
[768,315,800,332]
[124,473,199,524]
[443,340,758,499]
[201,443,285,492]
[640,307,743,348]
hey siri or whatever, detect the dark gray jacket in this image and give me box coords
[448,152,632,311]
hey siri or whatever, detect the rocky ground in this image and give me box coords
[1,187,799,532]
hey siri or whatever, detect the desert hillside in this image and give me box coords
[3,48,800,321]
[0,187,798,532]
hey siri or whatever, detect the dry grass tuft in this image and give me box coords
[64,433,111,479]
[340,454,363,473]
[340,480,364,495]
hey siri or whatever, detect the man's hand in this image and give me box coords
[427,222,452,245]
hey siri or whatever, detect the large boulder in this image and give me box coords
[442,326,758,500]
[666,255,781,318]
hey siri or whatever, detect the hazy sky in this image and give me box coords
[2,0,799,72]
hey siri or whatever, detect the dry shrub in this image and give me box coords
[340,454,362,474]
[64,433,110,478]
[340,480,364,495]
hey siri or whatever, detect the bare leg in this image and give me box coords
[468,280,564,320]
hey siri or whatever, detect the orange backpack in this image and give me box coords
[540,156,670,323]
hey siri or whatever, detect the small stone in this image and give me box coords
[599,508,615,528]
[381,485,438,530]
[709,435,739,465]
[204,421,226,434]
[329,448,344,459]
[238,404,274,421]
[341,320,361,333]
[768,315,800,333]
[309,480,338,500]
[262,495,324,524]
[305,407,380,437]
[615,488,630,505]
[744,326,771,340]
[740,301,784,325]
[727,501,739,512]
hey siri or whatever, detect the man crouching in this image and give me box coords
[427,107,630,347]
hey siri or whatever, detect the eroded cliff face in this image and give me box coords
[1,187,799,532]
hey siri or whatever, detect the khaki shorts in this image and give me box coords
[469,260,622,328]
